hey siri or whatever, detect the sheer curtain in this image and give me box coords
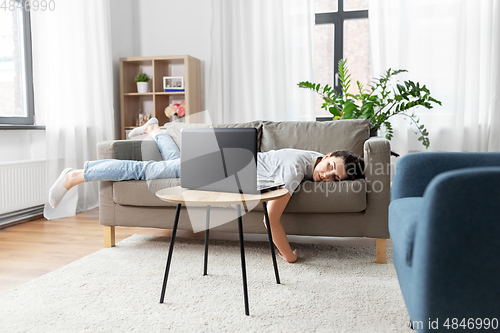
[370,0,500,154]
[32,0,115,219]
[208,0,316,124]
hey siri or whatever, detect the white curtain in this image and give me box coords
[370,0,500,153]
[32,0,115,219]
[208,0,316,124]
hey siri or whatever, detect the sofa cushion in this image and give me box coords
[254,179,367,213]
[163,121,264,151]
[113,179,180,207]
[389,197,423,266]
[260,119,370,157]
[114,179,367,213]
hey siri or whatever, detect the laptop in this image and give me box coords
[180,128,284,194]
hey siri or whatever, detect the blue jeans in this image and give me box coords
[83,133,180,182]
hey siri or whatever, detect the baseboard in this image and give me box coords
[0,205,45,229]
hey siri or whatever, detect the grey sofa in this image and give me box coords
[97,119,391,263]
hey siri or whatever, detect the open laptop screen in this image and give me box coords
[180,128,259,194]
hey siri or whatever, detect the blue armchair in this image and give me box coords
[389,152,500,332]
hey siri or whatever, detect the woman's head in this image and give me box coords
[312,150,365,182]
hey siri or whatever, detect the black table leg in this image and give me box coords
[204,205,210,276]
[237,205,250,316]
[263,201,280,284]
[160,203,182,304]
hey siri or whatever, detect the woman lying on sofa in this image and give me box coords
[49,118,364,263]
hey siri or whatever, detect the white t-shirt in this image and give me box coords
[257,148,324,195]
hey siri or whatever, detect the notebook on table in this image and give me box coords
[180,128,284,194]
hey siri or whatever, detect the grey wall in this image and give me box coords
[110,0,138,140]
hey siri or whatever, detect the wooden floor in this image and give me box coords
[0,208,392,293]
[0,208,171,293]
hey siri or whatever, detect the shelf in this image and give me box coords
[120,55,201,139]
[124,92,185,96]
[121,55,193,62]
[124,93,154,96]
[121,61,153,94]
[154,92,185,95]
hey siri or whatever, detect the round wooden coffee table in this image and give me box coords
[155,186,288,316]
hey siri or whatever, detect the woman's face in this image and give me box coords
[312,154,348,182]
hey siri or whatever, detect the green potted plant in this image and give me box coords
[298,59,441,149]
[135,72,150,93]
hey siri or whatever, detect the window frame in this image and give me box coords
[315,0,368,120]
[0,1,35,126]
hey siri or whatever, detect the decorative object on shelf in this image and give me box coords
[164,101,186,122]
[135,72,150,93]
[298,59,442,149]
[136,110,151,127]
[163,76,184,92]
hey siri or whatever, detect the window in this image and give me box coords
[314,0,370,119]
[0,0,35,125]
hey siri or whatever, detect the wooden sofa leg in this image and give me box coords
[376,238,387,264]
[104,226,115,248]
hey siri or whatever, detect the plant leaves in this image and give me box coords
[341,100,358,119]
[329,107,341,118]
[297,61,440,150]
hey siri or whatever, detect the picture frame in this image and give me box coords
[163,76,184,92]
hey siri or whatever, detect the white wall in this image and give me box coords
[109,0,211,137]
[0,130,46,163]
[134,0,211,111]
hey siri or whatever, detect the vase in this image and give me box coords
[137,82,148,93]
[170,115,179,122]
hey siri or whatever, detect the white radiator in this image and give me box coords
[0,159,47,215]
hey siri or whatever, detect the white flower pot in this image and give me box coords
[137,82,148,93]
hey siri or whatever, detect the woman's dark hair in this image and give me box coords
[330,150,365,180]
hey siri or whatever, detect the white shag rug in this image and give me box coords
[0,235,412,333]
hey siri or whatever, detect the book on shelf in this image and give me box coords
[164,89,185,92]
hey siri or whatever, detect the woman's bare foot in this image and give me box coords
[62,169,84,190]
[278,249,299,263]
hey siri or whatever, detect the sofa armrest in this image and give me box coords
[97,139,162,228]
[363,137,391,237]
[97,140,162,161]
[364,137,391,191]
[391,152,500,201]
